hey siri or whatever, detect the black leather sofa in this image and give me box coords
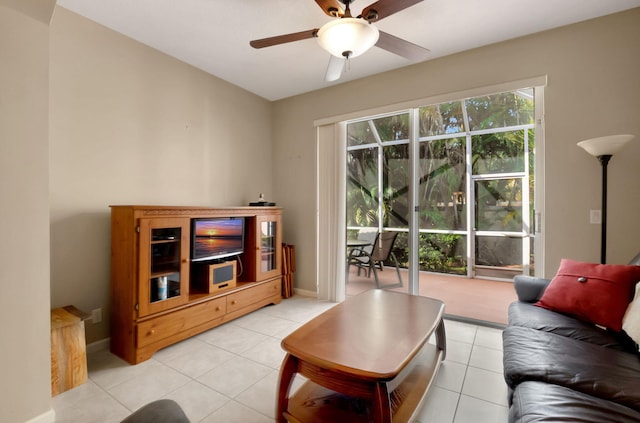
[502,275,640,422]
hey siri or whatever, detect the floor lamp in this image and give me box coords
[577,134,634,264]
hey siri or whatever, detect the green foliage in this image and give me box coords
[392,232,466,275]
[465,92,534,130]
[346,89,535,276]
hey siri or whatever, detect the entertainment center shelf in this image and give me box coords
[110,205,283,364]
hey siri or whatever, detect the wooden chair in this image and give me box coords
[349,231,403,289]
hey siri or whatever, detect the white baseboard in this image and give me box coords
[26,409,55,423]
[292,288,317,298]
[86,337,110,354]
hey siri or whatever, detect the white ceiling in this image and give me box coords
[56,0,640,101]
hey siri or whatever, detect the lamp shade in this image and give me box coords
[317,18,379,59]
[577,134,634,157]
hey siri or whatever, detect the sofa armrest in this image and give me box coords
[513,275,551,303]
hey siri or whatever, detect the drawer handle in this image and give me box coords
[148,329,155,336]
[231,300,237,305]
[215,306,220,311]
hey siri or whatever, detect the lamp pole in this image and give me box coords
[577,134,634,265]
[597,155,611,264]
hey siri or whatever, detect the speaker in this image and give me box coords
[194,261,237,293]
[209,261,237,292]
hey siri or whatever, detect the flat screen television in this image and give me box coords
[191,217,245,262]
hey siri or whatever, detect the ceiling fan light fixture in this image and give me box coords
[317,18,379,58]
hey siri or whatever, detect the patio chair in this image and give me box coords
[348,231,403,289]
[351,228,376,257]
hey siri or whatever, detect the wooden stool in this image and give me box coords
[51,305,89,396]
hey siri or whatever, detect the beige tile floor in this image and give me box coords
[53,295,509,423]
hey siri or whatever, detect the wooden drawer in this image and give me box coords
[137,297,226,347]
[227,279,281,313]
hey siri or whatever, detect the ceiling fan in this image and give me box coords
[250,0,430,82]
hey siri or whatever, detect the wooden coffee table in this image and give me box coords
[277,290,446,423]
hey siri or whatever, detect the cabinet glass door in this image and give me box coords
[150,227,182,302]
[261,220,277,272]
[138,218,189,316]
[256,214,281,280]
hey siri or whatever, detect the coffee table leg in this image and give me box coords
[372,382,392,423]
[436,319,447,360]
[276,353,297,423]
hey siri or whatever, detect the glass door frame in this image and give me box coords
[344,87,545,296]
[316,77,546,302]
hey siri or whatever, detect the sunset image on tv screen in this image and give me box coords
[195,219,242,238]
[192,218,244,260]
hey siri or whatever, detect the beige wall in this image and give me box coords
[49,7,273,343]
[1,6,637,421]
[273,8,640,291]
[0,2,55,422]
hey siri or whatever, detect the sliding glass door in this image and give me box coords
[346,88,538,288]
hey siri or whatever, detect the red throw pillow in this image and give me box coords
[535,259,640,331]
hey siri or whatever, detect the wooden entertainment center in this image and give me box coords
[109,205,283,364]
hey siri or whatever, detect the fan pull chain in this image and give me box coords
[343,50,352,74]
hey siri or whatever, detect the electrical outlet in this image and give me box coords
[590,209,602,224]
[91,308,102,324]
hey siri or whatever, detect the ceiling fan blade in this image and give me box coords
[315,0,344,17]
[376,30,430,61]
[250,29,318,49]
[360,0,423,22]
[325,55,346,82]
